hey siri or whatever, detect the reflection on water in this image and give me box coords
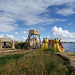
[62,43,75,53]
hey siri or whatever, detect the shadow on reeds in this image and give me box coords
[0,54,24,67]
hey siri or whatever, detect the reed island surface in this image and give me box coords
[0,49,75,75]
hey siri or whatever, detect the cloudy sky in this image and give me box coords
[0,0,75,42]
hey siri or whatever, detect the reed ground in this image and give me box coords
[0,49,69,75]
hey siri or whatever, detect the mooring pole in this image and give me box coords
[39,35,41,48]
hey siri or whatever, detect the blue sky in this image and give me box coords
[0,0,75,42]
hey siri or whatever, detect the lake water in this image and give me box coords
[62,43,75,53]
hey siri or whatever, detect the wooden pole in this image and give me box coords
[11,40,15,49]
[39,35,41,48]
[33,35,34,49]
[0,40,2,49]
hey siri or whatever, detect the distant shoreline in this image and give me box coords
[61,42,75,43]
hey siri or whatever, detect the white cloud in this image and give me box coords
[1,0,73,32]
[0,22,16,32]
[56,8,75,16]
[21,31,27,34]
[28,28,36,30]
[14,24,18,26]
[66,1,75,9]
[15,31,27,35]
[37,27,45,31]
[0,12,17,32]
[56,1,75,16]
[14,32,19,35]
[21,36,27,41]
[0,34,28,41]
[68,23,72,25]
[40,28,45,31]
[46,36,52,39]
[0,34,17,41]
[51,26,75,41]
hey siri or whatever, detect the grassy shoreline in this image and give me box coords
[0,50,69,75]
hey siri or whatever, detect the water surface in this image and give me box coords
[62,43,75,53]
